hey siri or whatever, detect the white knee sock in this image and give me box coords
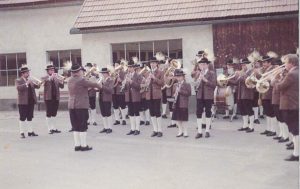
[107,116,112,129]
[206,118,211,133]
[182,122,188,136]
[177,121,183,135]
[113,109,120,122]
[145,109,150,122]
[139,112,145,122]
[197,118,202,134]
[102,117,107,129]
[46,117,51,131]
[19,121,25,134]
[135,116,140,131]
[293,136,299,156]
[151,117,158,132]
[232,104,237,116]
[270,117,277,132]
[259,106,264,116]
[27,121,33,133]
[242,116,248,128]
[283,123,289,139]
[121,109,127,121]
[249,115,254,129]
[162,103,167,115]
[129,116,135,131]
[91,109,96,123]
[79,132,87,147]
[253,107,258,120]
[225,110,229,116]
[278,122,283,137]
[170,111,175,125]
[73,132,81,146]
[289,132,293,142]
[157,117,162,132]
[266,116,271,131]
[202,113,206,124]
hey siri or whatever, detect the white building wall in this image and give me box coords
[82,25,213,84]
[0,5,82,99]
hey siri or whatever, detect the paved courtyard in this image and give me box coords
[0,111,298,189]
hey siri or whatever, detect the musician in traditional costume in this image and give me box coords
[193,57,217,139]
[172,69,191,137]
[147,59,165,137]
[139,63,151,126]
[98,68,114,134]
[112,60,127,126]
[124,61,143,135]
[16,65,40,138]
[41,64,64,134]
[228,58,255,132]
[84,63,98,126]
[274,54,299,161]
[68,64,101,151]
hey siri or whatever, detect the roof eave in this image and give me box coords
[70,12,298,35]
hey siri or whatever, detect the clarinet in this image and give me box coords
[172,82,182,109]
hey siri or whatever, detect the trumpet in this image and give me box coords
[245,72,258,88]
[52,73,66,83]
[120,73,133,93]
[217,73,236,87]
[29,76,44,86]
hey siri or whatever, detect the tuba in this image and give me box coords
[161,59,181,90]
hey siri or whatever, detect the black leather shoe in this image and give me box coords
[254,119,260,124]
[113,121,120,125]
[223,116,230,119]
[162,114,167,119]
[201,124,206,129]
[273,136,281,140]
[81,146,93,151]
[259,115,265,119]
[232,115,238,120]
[134,130,140,135]
[126,115,129,119]
[167,124,176,128]
[151,132,158,137]
[140,121,145,125]
[176,133,183,137]
[20,133,25,139]
[122,120,126,125]
[266,132,276,137]
[286,142,293,146]
[28,132,38,137]
[92,122,97,126]
[53,129,61,133]
[278,138,289,143]
[145,121,150,126]
[126,130,135,135]
[87,122,90,125]
[74,146,81,151]
[246,128,254,133]
[287,145,294,150]
[205,132,210,138]
[260,130,270,135]
[157,132,163,137]
[284,155,299,161]
[238,127,248,131]
[49,130,55,134]
[99,128,107,133]
[195,133,203,139]
[184,135,189,138]
[106,129,112,134]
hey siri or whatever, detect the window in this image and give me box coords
[0,53,26,86]
[47,49,81,71]
[111,39,182,64]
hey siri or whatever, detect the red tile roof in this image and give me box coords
[73,0,298,30]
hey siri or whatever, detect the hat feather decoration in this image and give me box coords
[132,56,139,64]
[232,57,239,64]
[63,60,72,71]
[247,49,261,63]
[155,52,166,61]
[267,51,278,59]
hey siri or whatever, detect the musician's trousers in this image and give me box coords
[282,109,299,136]
[273,104,284,123]
[99,100,112,117]
[162,89,167,104]
[18,103,35,121]
[128,102,140,116]
[112,94,126,109]
[238,99,254,116]
[89,97,96,110]
[262,99,275,117]
[149,99,161,117]
[69,109,89,132]
[45,100,59,117]
[196,99,213,118]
